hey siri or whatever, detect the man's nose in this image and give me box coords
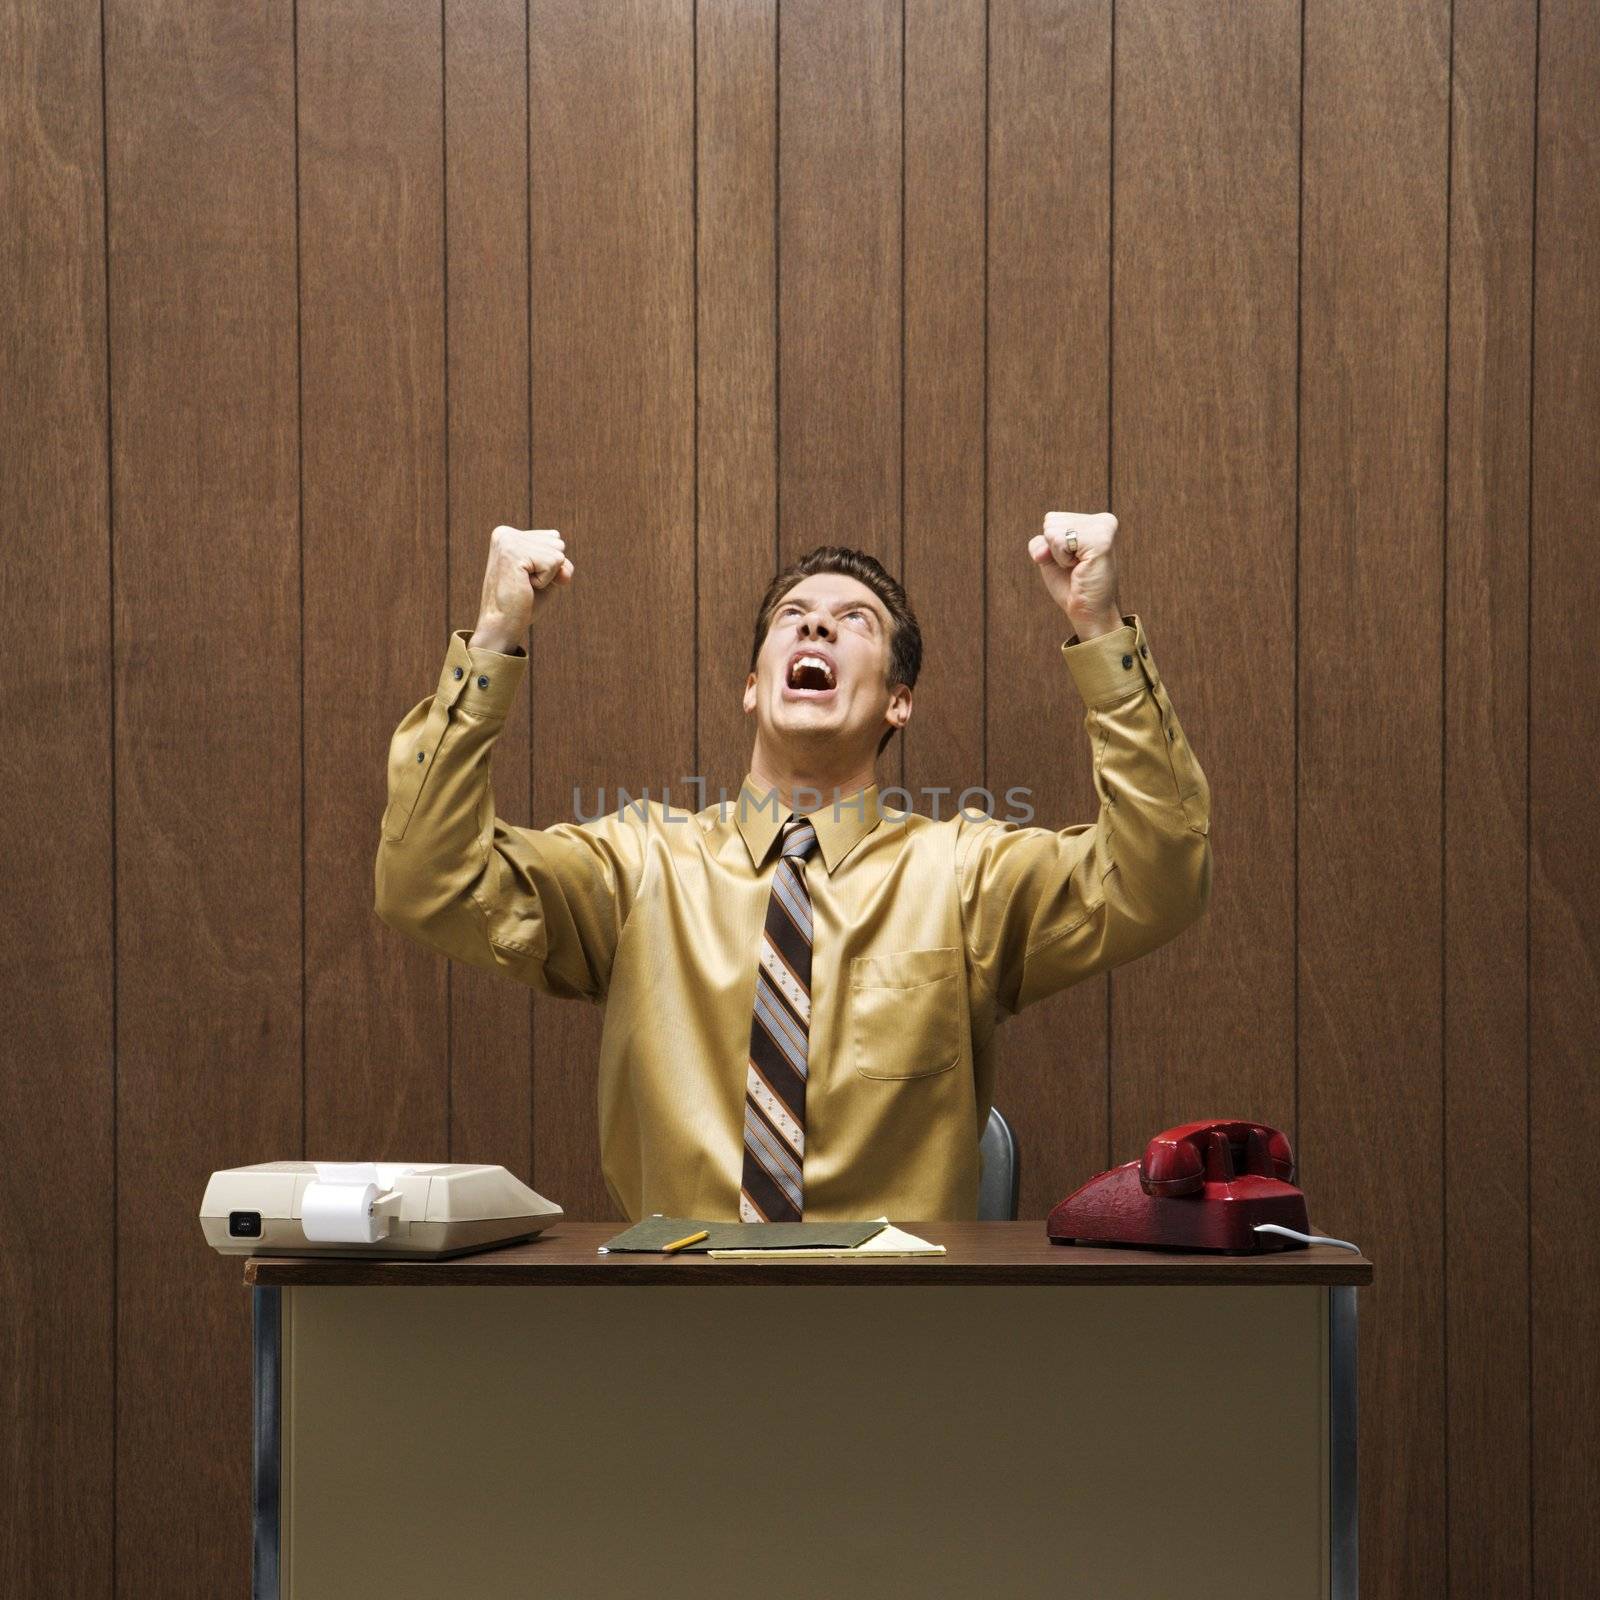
[799,609,836,638]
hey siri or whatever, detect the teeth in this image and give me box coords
[789,653,835,687]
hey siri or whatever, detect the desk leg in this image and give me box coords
[253,1287,282,1600]
[1329,1285,1359,1599]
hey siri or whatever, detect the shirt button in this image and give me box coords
[1121,654,1133,670]
[453,666,464,680]
[416,750,426,763]
[1168,729,1175,741]
[1139,644,1148,658]
[477,675,489,689]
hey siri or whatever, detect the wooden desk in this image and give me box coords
[245,1221,1371,1599]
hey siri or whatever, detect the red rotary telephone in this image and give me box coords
[1047,1119,1313,1253]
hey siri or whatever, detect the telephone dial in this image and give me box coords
[1047,1119,1341,1254]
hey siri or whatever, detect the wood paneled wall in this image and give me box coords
[2,2,1593,1596]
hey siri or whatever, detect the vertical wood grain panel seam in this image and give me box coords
[97,0,118,1586]
[441,0,453,1156]
[972,3,985,851]
[693,0,700,785]
[1293,0,1304,1163]
[1525,3,1541,1588]
[774,0,781,569]
[293,0,306,1163]
[525,0,535,1186]
[1105,0,1116,1171]
[1441,3,1455,1588]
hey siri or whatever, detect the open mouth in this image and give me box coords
[785,651,838,697]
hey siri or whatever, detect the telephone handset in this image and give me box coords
[1047,1119,1332,1254]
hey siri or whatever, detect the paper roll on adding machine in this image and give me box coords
[199,1161,563,1259]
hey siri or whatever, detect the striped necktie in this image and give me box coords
[740,815,820,1222]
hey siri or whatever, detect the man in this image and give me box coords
[375,516,1211,1223]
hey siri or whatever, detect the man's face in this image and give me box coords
[743,573,910,764]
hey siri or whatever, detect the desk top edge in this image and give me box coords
[242,1220,1373,1287]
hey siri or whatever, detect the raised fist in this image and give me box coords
[471,525,573,650]
[1028,511,1122,635]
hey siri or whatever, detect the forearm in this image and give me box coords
[1066,606,1125,643]
[959,615,1212,1016]
[374,631,526,957]
[1063,615,1211,947]
[468,618,527,656]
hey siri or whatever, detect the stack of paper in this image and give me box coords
[596,1215,945,1257]
[706,1220,944,1259]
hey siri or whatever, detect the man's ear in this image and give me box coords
[743,671,757,715]
[888,683,912,729]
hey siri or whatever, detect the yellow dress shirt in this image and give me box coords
[374,614,1211,1223]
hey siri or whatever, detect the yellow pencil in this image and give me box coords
[661,1228,709,1254]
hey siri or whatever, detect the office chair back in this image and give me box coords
[977,1105,1020,1221]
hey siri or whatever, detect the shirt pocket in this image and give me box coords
[849,946,963,1080]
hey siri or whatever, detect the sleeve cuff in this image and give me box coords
[1059,613,1160,708]
[436,628,527,721]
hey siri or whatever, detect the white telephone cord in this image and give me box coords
[1252,1223,1361,1252]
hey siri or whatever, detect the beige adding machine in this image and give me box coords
[199,1161,563,1259]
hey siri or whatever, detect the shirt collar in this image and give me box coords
[730,775,893,874]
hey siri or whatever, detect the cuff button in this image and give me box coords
[416,750,426,763]
[477,675,490,689]
[453,666,464,680]
[1121,654,1133,669]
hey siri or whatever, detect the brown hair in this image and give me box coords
[749,546,922,756]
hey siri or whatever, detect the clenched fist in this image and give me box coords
[1028,511,1123,639]
[469,525,573,653]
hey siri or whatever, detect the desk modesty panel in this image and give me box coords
[245,1224,1370,1600]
